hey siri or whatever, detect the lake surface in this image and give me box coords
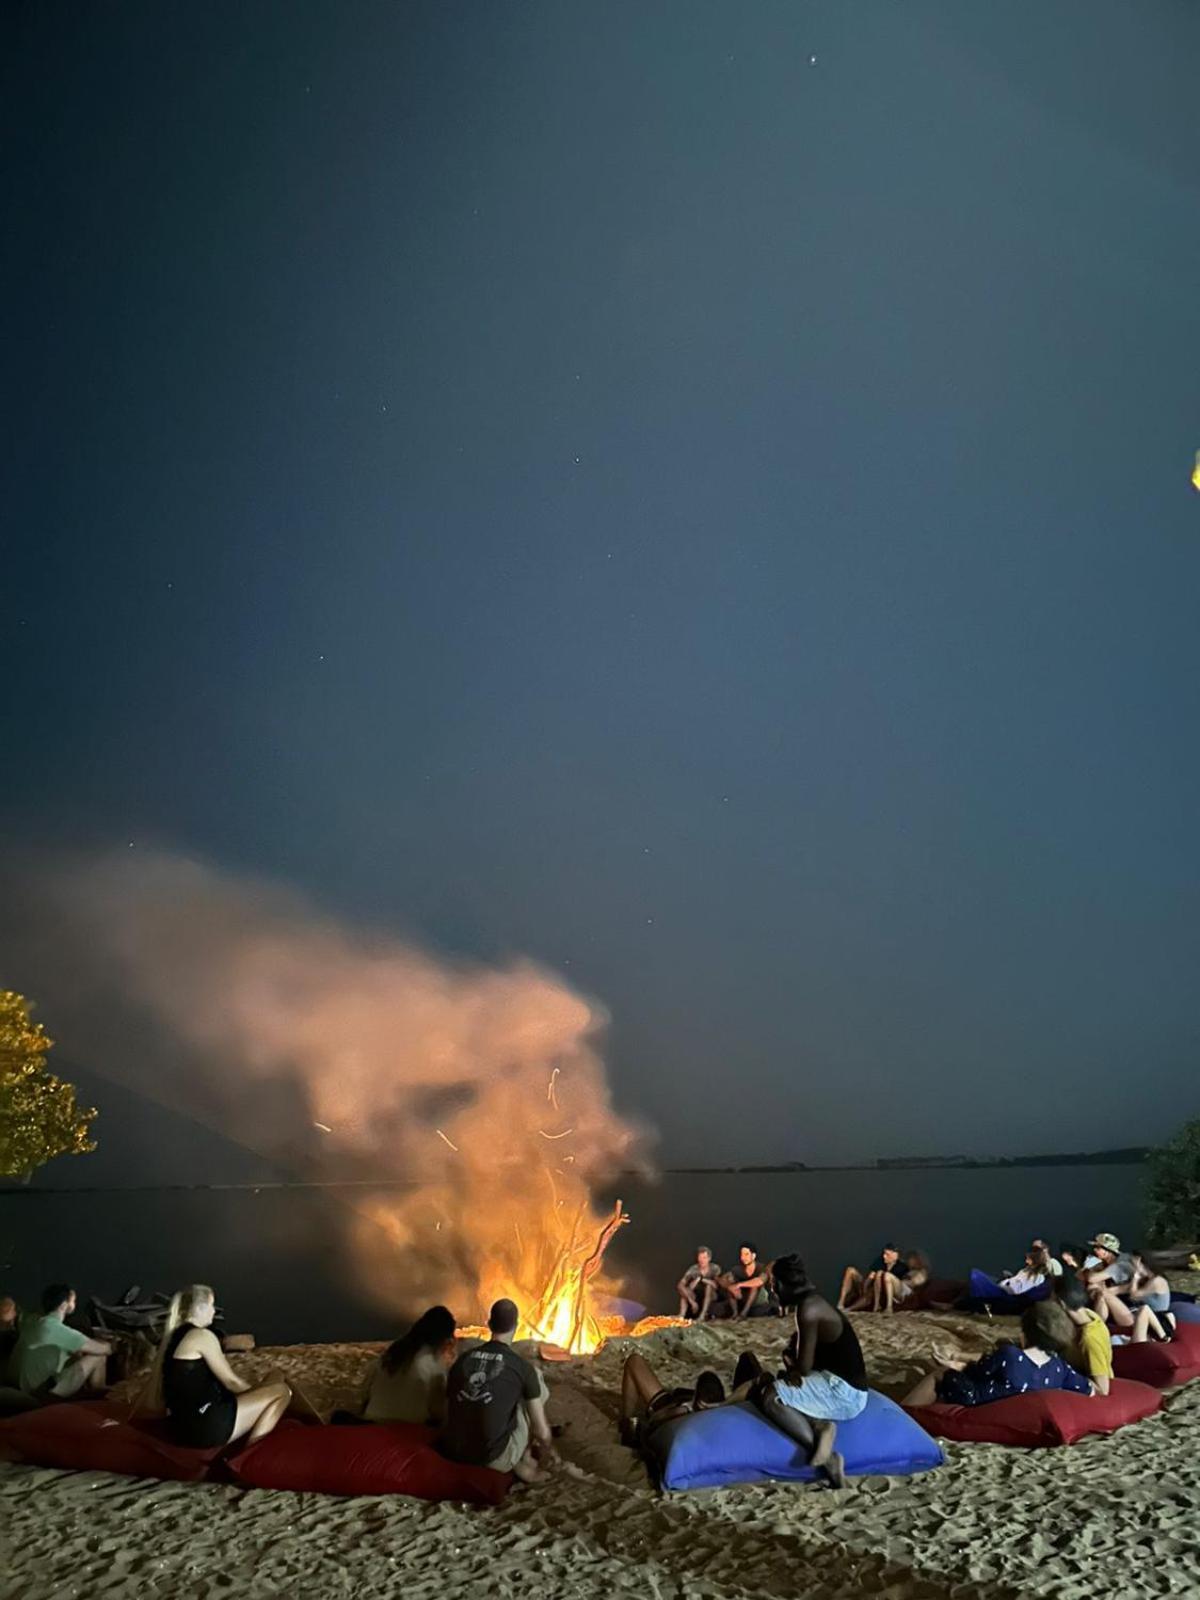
[1,1164,1145,1345]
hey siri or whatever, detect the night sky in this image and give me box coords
[4,3,1199,1170]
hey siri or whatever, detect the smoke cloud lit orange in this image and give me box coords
[33,850,650,1336]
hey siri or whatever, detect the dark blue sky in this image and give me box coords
[4,2,1199,1166]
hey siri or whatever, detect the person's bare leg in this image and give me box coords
[1103,1289,1134,1330]
[1132,1305,1166,1342]
[511,1444,542,1483]
[678,1287,697,1319]
[620,1353,662,1424]
[901,1371,942,1407]
[228,1381,292,1445]
[271,1372,322,1423]
[883,1275,897,1315]
[77,1352,109,1393]
[697,1280,717,1321]
[837,1268,861,1310]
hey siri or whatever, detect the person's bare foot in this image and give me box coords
[823,1450,847,1490]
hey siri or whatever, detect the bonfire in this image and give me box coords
[462,1198,683,1357]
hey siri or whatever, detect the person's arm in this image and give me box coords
[1054,1358,1093,1396]
[78,1335,112,1357]
[782,1309,820,1378]
[526,1396,559,1467]
[194,1330,251,1393]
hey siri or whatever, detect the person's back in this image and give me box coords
[13,1305,87,1395]
[783,1292,868,1390]
[441,1337,540,1465]
[365,1346,448,1425]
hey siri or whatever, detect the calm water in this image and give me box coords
[0,1164,1145,1345]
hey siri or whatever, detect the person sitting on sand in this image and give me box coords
[677,1247,723,1322]
[1047,1275,1113,1394]
[901,1305,1094,1409]
[143,1284,297,1448]
[11,1285,113,1401]
[362,1304,457,1424]
[719,1243,775,1320]
[439,1298,557,1483]
[617,1351,726,1447]
[837,1244,909,1313]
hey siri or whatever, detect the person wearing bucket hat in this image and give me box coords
[1084,1233,1136,1323]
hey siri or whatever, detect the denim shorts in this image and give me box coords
[773,1370,869,1422]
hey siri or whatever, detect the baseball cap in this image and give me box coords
[1089,1232,1121,1253]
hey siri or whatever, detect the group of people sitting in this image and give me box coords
[646,1251,870,1487]
[675,1242,781,1321]
[1,1225,1179,1495]
[829,1230,1177,1340]
[986,1235,1176,1341]
[0,1279,558,1483]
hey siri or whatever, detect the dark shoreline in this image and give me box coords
[2,1150,1148,1196]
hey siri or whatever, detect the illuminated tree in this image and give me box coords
[1144,1118,1200,1247]
[0,990,96,1180]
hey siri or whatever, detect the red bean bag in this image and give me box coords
[228,1420,511,1503]
[0,1401,225,1481]
[1111,1320,1200,1388]
[904,1377,1161,1447]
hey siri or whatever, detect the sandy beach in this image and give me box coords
[4,1290,1200,1600]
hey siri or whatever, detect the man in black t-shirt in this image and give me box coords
[439,1299,555,1481]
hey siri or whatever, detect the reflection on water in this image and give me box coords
[1,1164,1144,1345]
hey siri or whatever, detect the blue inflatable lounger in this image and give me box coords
[641,1392,944,1492]
[966,1269,1050,1310]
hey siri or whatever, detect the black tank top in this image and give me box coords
[162,1323,233,1418]
[785,1305,869,1390]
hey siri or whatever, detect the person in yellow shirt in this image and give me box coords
[1051,1276,1113,1395]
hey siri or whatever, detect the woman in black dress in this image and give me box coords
[147,1285,292,1448]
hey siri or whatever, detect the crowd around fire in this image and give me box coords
[1,1224,1178,1491]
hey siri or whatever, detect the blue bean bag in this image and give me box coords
[641,1392,943,1491]
[1169,1298,1200,1325]
[967,1269,1050,1309]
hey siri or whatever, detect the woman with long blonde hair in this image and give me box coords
[145,1285,292,1448]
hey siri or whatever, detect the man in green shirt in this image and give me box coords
[13,1284,112,1399]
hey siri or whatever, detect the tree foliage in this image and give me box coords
[0,990,96,1180]
[1144,1117,1200,1246]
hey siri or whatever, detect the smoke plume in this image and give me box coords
[8,849,649,1320]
